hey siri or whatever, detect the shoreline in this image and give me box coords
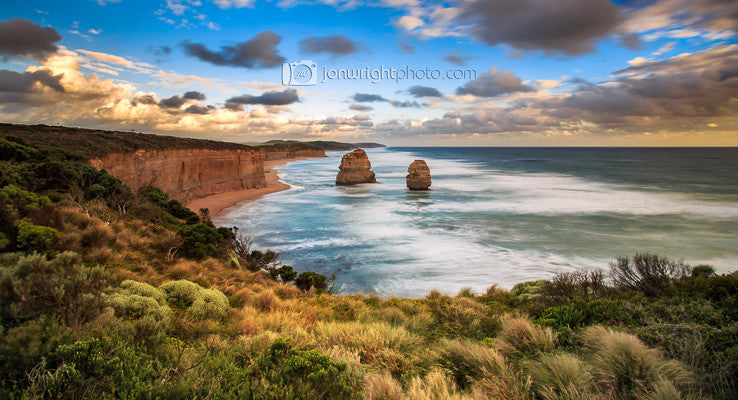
[186,156,321,218]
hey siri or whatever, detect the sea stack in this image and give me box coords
[406,160,431,190]
[336,149,376,185]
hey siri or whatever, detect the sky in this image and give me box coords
[0,0,736,146]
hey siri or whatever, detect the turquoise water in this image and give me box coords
[215,147,738,297]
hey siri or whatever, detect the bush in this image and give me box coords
[0,252,108,328]
[245,338,361,400]
[107,280,172,343]
[691,265,715,278]
[540,269,607,305]
[13,219,58,252]
[295,271,329,293]
[159,279,230,320]
[177,222,229,260]
[271,264,297,283]
[610,254,691,296]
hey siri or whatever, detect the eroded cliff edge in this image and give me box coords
[89,148,267,204]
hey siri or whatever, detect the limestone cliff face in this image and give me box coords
[406,160,431,190]
[336,149,376,185]
[263,148,325,161]
[89,148,266,204]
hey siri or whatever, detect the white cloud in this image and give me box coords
[213,0,256,9]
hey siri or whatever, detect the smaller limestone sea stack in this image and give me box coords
[336,149,376,185]
[406,160,431,190]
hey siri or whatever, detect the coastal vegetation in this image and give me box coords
[0,136,735,399]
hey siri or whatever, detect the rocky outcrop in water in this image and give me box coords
[406,160,431,190]
[336,149,376,185]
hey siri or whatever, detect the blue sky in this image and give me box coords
[0,0,736,145]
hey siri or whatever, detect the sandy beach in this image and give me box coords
[186,156,318,218]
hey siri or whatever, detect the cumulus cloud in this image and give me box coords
[183,90,206,100]
[456,67,534,97]
[0,18,61,60]
[349,104,373,111]
[0,69,65,94]
[352,93,388,102]
[408,85,442,97]
[225,88,300,107]
[132,94,157,105]
[299,35,360,56]
[184,104,212,114]
[182,31,285,68]
[158,95,187,109]
[457,0,620,55]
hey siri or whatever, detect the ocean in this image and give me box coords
[214,147,738,297]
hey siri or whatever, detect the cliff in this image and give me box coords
[262,147,326,161]
[89,148,266,204]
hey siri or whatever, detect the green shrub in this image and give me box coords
[177,222,228,260]
[691,265,715,278]
[271,264,297,282]
[0,316,72,397]
[295,271,329,293]
[168,199,198,220]
[106,280,172,340]
[245,338,361,400]
[159,279,229,320]
[0,252,108,328]
[25,337,161,400]
[13,219,58,252]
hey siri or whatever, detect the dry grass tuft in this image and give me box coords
[406,369,475,400]
[237,306,260,335]
[274,283,302,299]
[251,289,282,312]
[364,372,404,400]
[582,326,695,399]
[457,287,476,298]
[80,222,116,248]
[527,352,596,400]
[496,315,556,359]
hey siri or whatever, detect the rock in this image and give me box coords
[406,160,431,190]
[336,149,376,185]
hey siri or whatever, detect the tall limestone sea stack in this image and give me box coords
[336,149,376,185]
[406,160,431,190]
